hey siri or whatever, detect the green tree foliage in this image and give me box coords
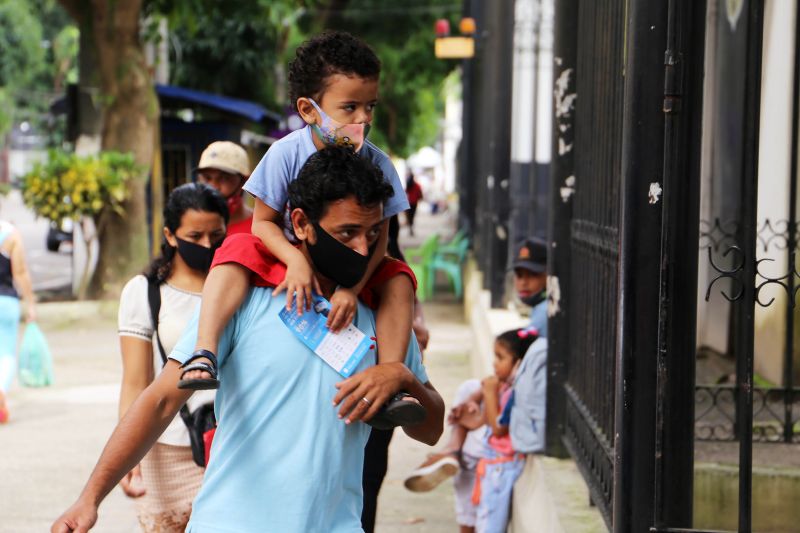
[0,1,46,137]
[146,0,458,157]
[144,0,308,109]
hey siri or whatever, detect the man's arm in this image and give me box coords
[399,377,445,446]
[51,362,191,533]
[333,362,444,446]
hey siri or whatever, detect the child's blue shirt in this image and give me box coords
[243,126,410,241]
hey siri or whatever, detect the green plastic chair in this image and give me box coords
[436,229,466,256]
[405,234,440,301]
[430,232,470,298]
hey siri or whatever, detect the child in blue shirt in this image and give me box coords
[178,31,422,428]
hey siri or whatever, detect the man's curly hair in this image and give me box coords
[287,146,393,223]
[288,31,381,108]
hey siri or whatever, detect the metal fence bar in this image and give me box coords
[735,1,765,530]
[614,0,669,530]
[652,0,706,528]
[544,0,578,458]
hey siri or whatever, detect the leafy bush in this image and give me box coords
[20,149,139,224]
[20,149,143,298]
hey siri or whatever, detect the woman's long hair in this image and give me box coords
[144,182,229,284]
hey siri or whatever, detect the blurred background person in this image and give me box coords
[195,141,252,235]
[405,171,423,236]
[0,218,36,424]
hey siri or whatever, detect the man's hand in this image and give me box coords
[333,362,411,424]
[51,497,98,533]
[119,465,145,498]
[327,288,357,332]
[274,256,322,314]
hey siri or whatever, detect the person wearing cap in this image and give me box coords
[512,237,548,338]
[195,141,254,235]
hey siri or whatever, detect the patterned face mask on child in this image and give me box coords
[308,99,371,152]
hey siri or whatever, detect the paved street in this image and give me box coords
[0,189,73,293]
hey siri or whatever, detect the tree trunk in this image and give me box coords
[79,1,158,297]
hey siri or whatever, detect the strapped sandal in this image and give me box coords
[178,349,220,390]
[367,392,427,430]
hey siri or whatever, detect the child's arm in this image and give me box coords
[482,376,509,437]
[252,198,321,312]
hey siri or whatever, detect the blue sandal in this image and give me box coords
[178,349,219,390]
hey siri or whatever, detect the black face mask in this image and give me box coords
[521,290,546,308]
[307,222,377,288]
[175,237,221,273]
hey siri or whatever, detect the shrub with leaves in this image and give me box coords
[21,150,138,223]
[20,149,142,298]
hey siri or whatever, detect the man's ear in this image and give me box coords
[296,97,318,126]
[163,227,177,248]
[291,208,315,243]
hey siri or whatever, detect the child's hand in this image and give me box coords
[482,375,500,393]
[327,288,357,332]
[274,256,322,314]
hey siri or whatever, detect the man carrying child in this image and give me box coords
[51,147,445,533]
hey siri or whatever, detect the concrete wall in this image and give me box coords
[694,463,800,532]
[752,0,796,385]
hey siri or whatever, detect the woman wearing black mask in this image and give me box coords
[116,182,228,532]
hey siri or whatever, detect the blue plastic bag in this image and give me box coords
[18,322,54,387]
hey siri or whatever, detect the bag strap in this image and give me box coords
[146,277,192,424]
[147,278,169,364]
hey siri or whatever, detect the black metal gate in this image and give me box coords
[542,0,767,531]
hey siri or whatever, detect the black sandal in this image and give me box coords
[367,392,427,430]
[178,349,220,390]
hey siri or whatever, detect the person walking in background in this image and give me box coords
[195,141,253,235]
[405,172,423,236]
[0,219,36,423]
[116,183,227,532]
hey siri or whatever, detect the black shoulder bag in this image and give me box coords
[147,278,216,467]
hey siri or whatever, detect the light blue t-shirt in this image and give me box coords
[244,126,410,241]
[529,297,548,338]
[170,287,427,533]
[509,337,547,454]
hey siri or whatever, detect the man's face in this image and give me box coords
[197,168,243,198]
[294,196,383,257]
[514,268,546,300]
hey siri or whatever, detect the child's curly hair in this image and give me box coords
[496,327,539,361]
[288,30,381,108]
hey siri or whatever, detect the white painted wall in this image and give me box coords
[753,0,796,384]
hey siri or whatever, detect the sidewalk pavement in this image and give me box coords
[1,280,472,532]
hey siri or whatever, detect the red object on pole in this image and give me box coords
[435,19,451,37]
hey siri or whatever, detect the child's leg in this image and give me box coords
[374,273,414,364]
[475,457,525,532]
[179,264,249,384]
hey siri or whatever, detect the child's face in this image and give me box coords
[493,341,518,382]
[514,268,546,301]
[301,73,379,126]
